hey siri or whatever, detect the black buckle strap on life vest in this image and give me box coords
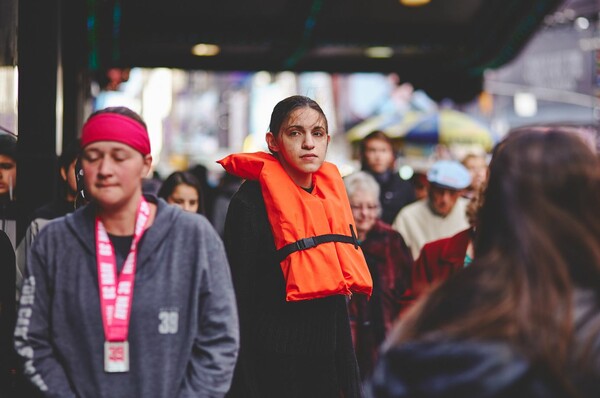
[276,224,360,262]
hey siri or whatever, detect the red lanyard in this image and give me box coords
[96,197,150,342]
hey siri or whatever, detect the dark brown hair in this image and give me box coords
[268,95,327,137]
[157,171,204,214]
[388,127,600,394]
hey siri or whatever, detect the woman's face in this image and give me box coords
[167,183,199,213]
[266,107,329,188]
[363,138,394,174]
[350,190,380,239]
[81,141,151,211]
[463,156,487,191]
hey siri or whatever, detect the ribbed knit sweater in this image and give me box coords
[224,180,362,398]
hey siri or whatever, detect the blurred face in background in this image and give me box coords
[0,155,16,199]
[350,190,380,240]
[363,138,394,174]
[167,183,199,213]
[429,185,462,217]
[465,187,484,227]
[462,155,487,192]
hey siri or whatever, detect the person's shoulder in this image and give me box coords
[399,199,427,216]
[34,214,70,238]
[391,172,414,186]
[421,234,453,254]
[152,201,223,249]
[230,179,262,206]
[456,196,471,207]
[156,198,210,229]
[30,202,54,220]
[373,338,563,398]
[30,200,73,221]
[373,219,400,235]
[0,229,11,249]
[235,179,259,195]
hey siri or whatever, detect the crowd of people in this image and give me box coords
[0,95,599,398]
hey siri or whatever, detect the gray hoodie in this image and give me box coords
[14,196,239,398]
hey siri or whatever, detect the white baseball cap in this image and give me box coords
[427,160,471,190]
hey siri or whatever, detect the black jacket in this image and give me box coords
[364,170,415,225]
[224,180,363,398]
[369,339,567,398]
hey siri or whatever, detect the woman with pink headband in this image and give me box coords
[14,106,239,398]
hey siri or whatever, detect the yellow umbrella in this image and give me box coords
[382,110,425,138]
[400,109,496,151]
[346,113,403,142]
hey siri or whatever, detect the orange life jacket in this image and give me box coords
[218,151,373,301]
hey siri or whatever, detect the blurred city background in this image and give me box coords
[1,0,599,224]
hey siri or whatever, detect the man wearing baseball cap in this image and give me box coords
[392,160,471,259]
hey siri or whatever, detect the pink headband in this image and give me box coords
[81,113,151,155]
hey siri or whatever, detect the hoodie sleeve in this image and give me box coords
[177,225,240,398]
[13,238,77,398]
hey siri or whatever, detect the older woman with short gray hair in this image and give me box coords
[344,171,414,382]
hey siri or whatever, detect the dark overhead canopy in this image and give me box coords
[90,0,564,103]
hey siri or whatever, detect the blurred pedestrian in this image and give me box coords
[158,170,204,214]
[141,170,163,196]
[344,171,413,381]
[359,131,415,225]
[210,172,242,237]
[219,95,372,398]
[15,140,81,299]
[410,184,484,304]
[409,171,428,201]
[460,152,487,199]
[371,127,600,398]
[29,139,80,221]
[14,106,239,397]
[188,163,216,220]
[0,133,17,249]
[392,160,471,259]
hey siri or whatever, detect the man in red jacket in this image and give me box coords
[410,187,483,302]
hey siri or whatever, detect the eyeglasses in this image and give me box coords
[350,204,380,212]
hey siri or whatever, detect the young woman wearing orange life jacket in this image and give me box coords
[219,95,373,398]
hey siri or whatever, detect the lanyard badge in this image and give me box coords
[96,198,150,373]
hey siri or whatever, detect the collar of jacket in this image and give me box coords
[438,227,473,268]
[64,194,181,267]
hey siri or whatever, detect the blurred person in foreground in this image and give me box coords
[158,170,204,214]
[14,106,239,398]
[344,171,413,382]
[392,160,471,259]
[360,131,415,225]
[370,127,600,398]
[219,95,372,398]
